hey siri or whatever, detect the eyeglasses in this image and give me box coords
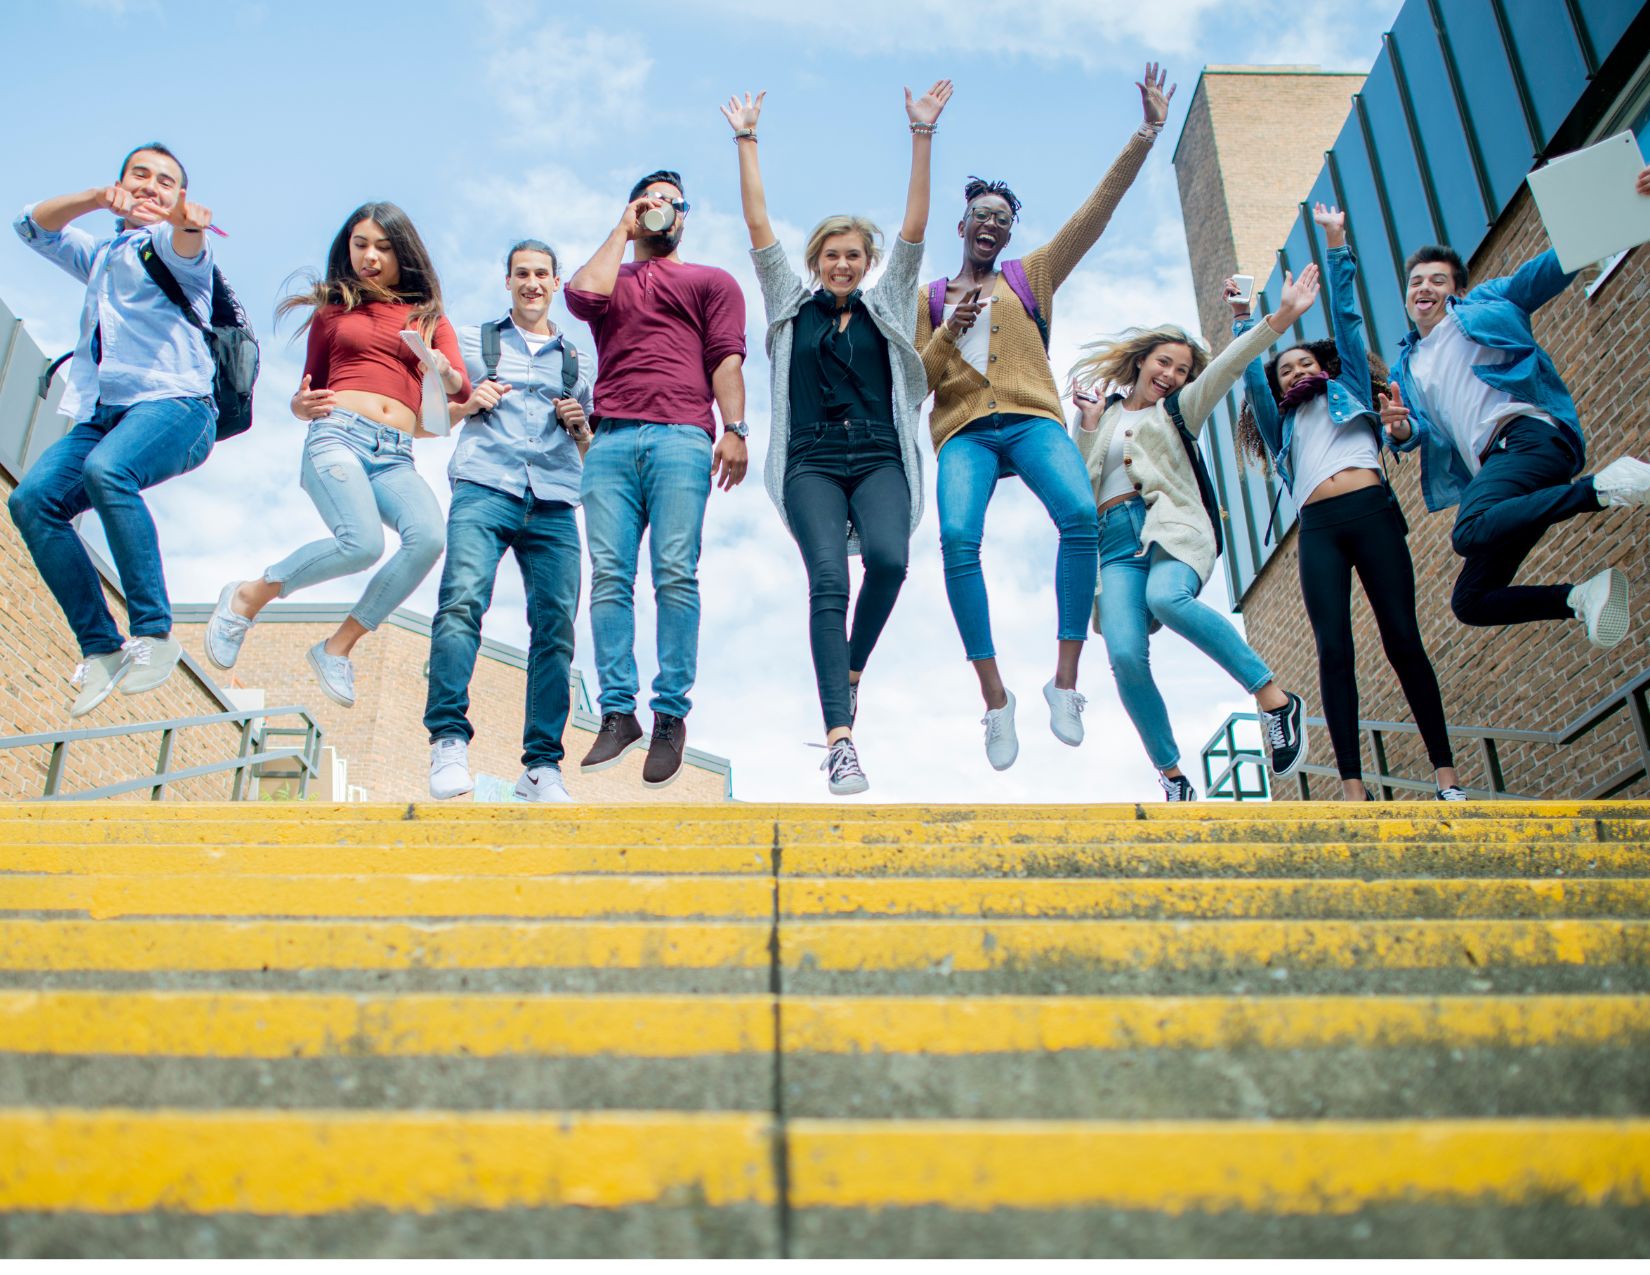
[967,208,1013,229]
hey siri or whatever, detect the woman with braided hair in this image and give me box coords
[916,64,1175,772]
[1231,203,1460,801]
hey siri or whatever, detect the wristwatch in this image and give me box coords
[723,419,750,439]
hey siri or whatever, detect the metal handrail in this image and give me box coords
[1200,667,1650,801]
[0,705,325,801]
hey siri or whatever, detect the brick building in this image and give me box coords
[1173,4,1650,799]
[171,603,734,803]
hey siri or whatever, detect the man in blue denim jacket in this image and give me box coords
[1382,179,1650,650]
[424,240,594,804]
[10,143,218,716]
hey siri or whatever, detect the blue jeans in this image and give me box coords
[1098,497,1273,770]
[581,420,713,719]
[262,411,445,631]
[937,413,1098,660]
[8,396,215,656]
[424,480,581,768]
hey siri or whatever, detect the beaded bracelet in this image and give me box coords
[909,122,937,135]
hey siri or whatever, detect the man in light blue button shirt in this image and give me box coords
[425,239,594,803]
[10,142,219,717]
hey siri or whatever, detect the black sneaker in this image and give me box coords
[821,737,869,796]
[1436,786,1468,802]
[1158,773,1196,802]
[642,714,686,788]
[1261,691,1308,779]
[581,711,644,772]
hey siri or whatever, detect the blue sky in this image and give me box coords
[2,0,1403,801]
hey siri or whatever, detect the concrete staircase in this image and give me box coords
[1,801,1647,1257]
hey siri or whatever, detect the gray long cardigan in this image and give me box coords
[753,234,927,547]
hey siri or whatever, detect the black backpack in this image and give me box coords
[480,320,579,404]
[37,240,260,442]
[137,243,259,440]
[1104,390,1226,560]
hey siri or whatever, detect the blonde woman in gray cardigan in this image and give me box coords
[1069,268,1320,800]
[723,81,951,796]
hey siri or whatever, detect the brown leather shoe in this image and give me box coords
[642,713,686,788]
[580,711,644,771]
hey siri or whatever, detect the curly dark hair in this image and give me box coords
[963,176,1022,222]
[1236,339,1391,470]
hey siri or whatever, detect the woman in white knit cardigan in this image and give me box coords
[1069,268,1320,800]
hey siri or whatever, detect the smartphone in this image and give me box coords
[1231,274,1255,304]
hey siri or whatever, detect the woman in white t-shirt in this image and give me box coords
[1232,204,1461,802]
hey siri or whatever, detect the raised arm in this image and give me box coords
[899,79,952,244]
[1228,279,1283,457]
[722,91,775,251]
[1180,264,1320,431]
[1031,64,1175,292]
[1311,202,1373,406]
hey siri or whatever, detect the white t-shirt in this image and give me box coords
[943,295,995,379]
[1289,395,1381,501]
[1407,310,1551,476]
[521,330,553,355]
[1096,407,1149,503]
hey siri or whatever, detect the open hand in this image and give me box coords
[1276,264,1321,324]
[1137,62,1176,127]
[720,91,765,133]
[944,286,985,337]
[1378,383,1412,443]
[711,432,748,491]
[906,79,954,127]
[1311,202,1347,248]
[292,374,337,422]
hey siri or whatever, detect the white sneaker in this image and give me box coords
[1593,457,1650,509]
[429,738,473,800]
[1568,567,1630,649]
[205,582,256,670]
[515,765,573,803]
[307,641,356,707]
[69,651,130,718]
[1042,677,1086,746]
[981,689,1019,771]
[118,636,181,695]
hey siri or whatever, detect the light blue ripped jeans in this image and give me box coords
[262,410,445,630]
[1098,496,1273,771]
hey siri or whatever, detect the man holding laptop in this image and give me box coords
[1377,163,1650,650]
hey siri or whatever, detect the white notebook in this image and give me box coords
[399,329,452,437]
[1526,131,1650,272]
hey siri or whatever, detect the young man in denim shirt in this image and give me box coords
[1381,167,1650,650]
[565,170,748,789]
[11,143,218,716]
[425,240,593,803]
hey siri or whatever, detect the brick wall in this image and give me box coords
[1175,69,1365,355]
[0,468,245,800]
[1236,193,1650,797]
[172,610,731,803]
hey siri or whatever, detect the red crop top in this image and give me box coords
[300,302,472,414]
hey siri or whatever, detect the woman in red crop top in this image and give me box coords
[203,201,470,707]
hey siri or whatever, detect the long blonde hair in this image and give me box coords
[1067,325,1210,398]
[803,215,883,284]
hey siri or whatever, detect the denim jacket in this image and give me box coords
[1391,249,1582,512]
[1234,244,1382,494]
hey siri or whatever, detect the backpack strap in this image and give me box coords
[559,336,579,399]
[925,278,947,333]
[1164,390,1226,561]
[38,352,73,400]
[137,242,210,335]
[999,258,1048,351]
[480,321,503,382]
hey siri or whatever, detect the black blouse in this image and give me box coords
[788,290,894,428]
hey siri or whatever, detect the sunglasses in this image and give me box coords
[645,195,691,214]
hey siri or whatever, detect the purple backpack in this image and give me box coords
[925,258,1049,351]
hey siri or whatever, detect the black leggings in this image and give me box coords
[784,420,911,732]
[1297,484,1455,781]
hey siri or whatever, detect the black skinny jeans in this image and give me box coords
[784,420,911,733]
[1297,485,1455,781]
[1450,416,1600,627]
